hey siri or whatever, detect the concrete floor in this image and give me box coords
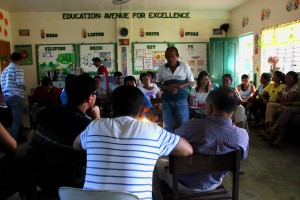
[223,127,300,200]
[6,114,300,200]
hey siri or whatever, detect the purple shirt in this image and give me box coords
[174,115,249,189]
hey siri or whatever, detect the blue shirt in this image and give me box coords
[174,115,249,189]
[1,62,26,98]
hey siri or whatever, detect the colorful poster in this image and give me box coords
[132,42,208,76]
[14,44,33,65]
[36,44,76,82]
[78,43,117,75]
[132,43,168,74]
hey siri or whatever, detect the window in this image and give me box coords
[261,20,300,73]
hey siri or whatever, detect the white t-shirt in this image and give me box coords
[232,105,249,133]
[189,88,211,104]
[138,86,160,99]
[80,116,181,199]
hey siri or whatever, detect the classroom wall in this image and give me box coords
[8,10,230,95]
[230,0,300,76]
[0,8,11,42]
[0,8,11,72]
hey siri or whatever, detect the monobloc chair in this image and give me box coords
[58,187,140,200]
[166,150,241,200]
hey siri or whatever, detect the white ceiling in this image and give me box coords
[0,0,251,12]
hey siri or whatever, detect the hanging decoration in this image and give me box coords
[261,9,271,21]
[242,17,249,27]
[259,20,300,47]
[286,0,299,11]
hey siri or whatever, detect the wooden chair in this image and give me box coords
[58,186,140,200]
[167,150,241,200]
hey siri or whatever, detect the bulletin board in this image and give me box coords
[173,42,208,77]
[36,44,76,83]
[78,43,117,76]
[132,42,169,74]
[132,42,208,77]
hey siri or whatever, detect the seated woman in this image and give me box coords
[189,71,211,108]
[138,73,161,99]
[258,71,285,127]
[124,76,153,114]
[208,76,219,90]
[268,101,300,148]
[32,77,63,107]
[245,73,271,124]
[264,71,299,131]
[237,74,256,107]
[222,74,248,132]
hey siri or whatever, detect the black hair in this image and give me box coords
[222,74,233,82]
[111,85,144,117]
[92,57,101,62]
[147,71,156,80]
[139,73,150,82]
[165,46,179,57]
[196,71,210,92]
[240,74,249,91]
[124,76,137,85]
[261,73,271,83]
[66,74,97,107]
[94,75,102,80]
[41,77,52,87]
[114,71,123,77]
[274,71,285,84]
[206,86,237,114]
[64,74,76,86]
[10,52,23,62]
[286,71,298,83]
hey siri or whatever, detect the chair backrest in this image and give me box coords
[58,187,140,200]
[169,150,241,200]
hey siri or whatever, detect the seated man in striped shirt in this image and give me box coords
[73,85,193,200]
[153,87,249,199]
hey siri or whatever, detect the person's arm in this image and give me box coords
[285,101,300,107]
[86,105,101,119]
[279,91,299,104]
[248,89,259,101]
[0,123,17,151]
[260,90,269,103]
[170,137,193,157]
[73,134,84,151]
[237,85,241,92]
[251,84,256,95]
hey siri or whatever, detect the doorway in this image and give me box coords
[238,34,254,86]
[0,40,11,72]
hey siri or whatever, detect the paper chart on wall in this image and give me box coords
[78,43,117,75]
[132,42,208,76]
[36,44,76,82]
[132,43,168,74]
[173,42,208,78]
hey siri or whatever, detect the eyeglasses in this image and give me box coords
[91,92,97,96]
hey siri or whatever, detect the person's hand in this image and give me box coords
[165,84,180,95]
[86,106,100,119]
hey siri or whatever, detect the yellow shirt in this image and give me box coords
[264,82,285,102]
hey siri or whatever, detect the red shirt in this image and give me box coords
[32,86,62,106]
